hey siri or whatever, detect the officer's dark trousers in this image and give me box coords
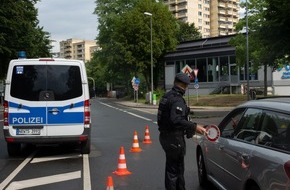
[159,132,186,190]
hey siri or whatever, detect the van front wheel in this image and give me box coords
[80,138,91,154]
[7,143,21,156]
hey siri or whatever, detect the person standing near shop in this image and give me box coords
[157,72,207,190]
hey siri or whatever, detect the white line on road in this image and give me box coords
[5,171,81,190]
[31,154,82,164]
[100,102,152,121]
[0,151,37,190]
[83,154,91,190]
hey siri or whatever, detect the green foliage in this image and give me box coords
[93,0,179,92]
[0,0,51,78]
[176,21,201,42]
[260,0,290,61]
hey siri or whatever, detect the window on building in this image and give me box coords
[198,4,202,9]
[208,57,219,82]
[219,56,229,81]
[175,60,185,74]
[198,11,202,16]
[186,59,195,69]
[196,58,207,82]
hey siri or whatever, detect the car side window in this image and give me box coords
[262,111,290,152]
[234,108,263,143]
[220,108,245,138]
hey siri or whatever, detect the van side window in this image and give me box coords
[11,65,82,101]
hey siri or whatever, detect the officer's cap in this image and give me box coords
[175,72,190,85]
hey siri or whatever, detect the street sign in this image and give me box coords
[134,78,140,85]
[181,65,193,75]
[193,69,199,77]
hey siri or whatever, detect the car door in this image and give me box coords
[9,63,48,136]
[220,108,263,189]
[45,62,85,136]
[203,108,245,188]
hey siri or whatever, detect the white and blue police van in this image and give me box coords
[3,56,91,156]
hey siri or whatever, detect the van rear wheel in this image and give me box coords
[80,138,91,154]
[7,143,21,156]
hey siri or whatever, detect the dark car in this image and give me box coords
[196,97,290,190]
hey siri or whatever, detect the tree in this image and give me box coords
[176,21,201,42]
[230,0,277,96]
[94,0,179,93]
[260,0,290,60]
[0,0,51,78]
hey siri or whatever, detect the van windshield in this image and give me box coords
[11,65,82,101]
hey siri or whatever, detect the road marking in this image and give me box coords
[0,151,36,190]
[6,171,81,190]
[83,154,91,190]
[100,102,152,121]
[31,154,82,163]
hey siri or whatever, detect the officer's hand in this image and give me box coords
[196,124,207,135]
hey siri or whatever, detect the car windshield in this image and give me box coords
[10,65,82,101]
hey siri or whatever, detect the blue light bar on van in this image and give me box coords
[39,58,55,61]
[18,51,26,59]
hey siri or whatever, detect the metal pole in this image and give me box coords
[87,77,96,98]
[246,0,250,100]
[144,12,153,104]
[150,15,153,104]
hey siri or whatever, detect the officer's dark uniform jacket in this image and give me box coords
[158,86,196,135]
[158,84,196,190]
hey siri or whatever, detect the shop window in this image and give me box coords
[196,58,207,82]
[220,56,229,81]
[208,57,218,82]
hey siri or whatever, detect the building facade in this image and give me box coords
[163,0,240,38]
[59,39,98,62]
[163,35,273,95]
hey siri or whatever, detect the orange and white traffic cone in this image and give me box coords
[143,125,152,144]
[113,146,132,176]
[106,176,114,190]
[130,131,142,153]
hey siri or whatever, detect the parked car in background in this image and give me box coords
[196,97,290,190]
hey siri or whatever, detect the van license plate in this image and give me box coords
[16,129,41,135]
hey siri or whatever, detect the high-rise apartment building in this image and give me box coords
[163,0,240,38]
[59,39,99,62]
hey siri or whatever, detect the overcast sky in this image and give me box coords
[36,0,98,52]
[36,0,245,52]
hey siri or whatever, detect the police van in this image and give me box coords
[3,57,91,156]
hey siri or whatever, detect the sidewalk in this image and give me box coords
[112,99,234,112]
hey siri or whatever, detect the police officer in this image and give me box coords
[157,72,207,190]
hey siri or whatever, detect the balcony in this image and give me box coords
[178,4,187,11]
[218,3,226,8]
[218,10,226,14]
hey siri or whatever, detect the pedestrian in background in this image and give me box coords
[157,72,207,190]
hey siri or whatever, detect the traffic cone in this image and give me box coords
[106,176,114,190]
[130,131,142,153]
[143,125,152,144]
[113,146,132,176]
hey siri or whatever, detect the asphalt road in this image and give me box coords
[0,98,224,190]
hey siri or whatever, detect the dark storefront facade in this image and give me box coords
[163,35,268,95]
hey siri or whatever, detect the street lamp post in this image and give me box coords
[144,12,153,104]
[88,77,96,98]
[246,0,250,100]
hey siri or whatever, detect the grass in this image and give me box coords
[187,94,248,107]
[134,94,249,107]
